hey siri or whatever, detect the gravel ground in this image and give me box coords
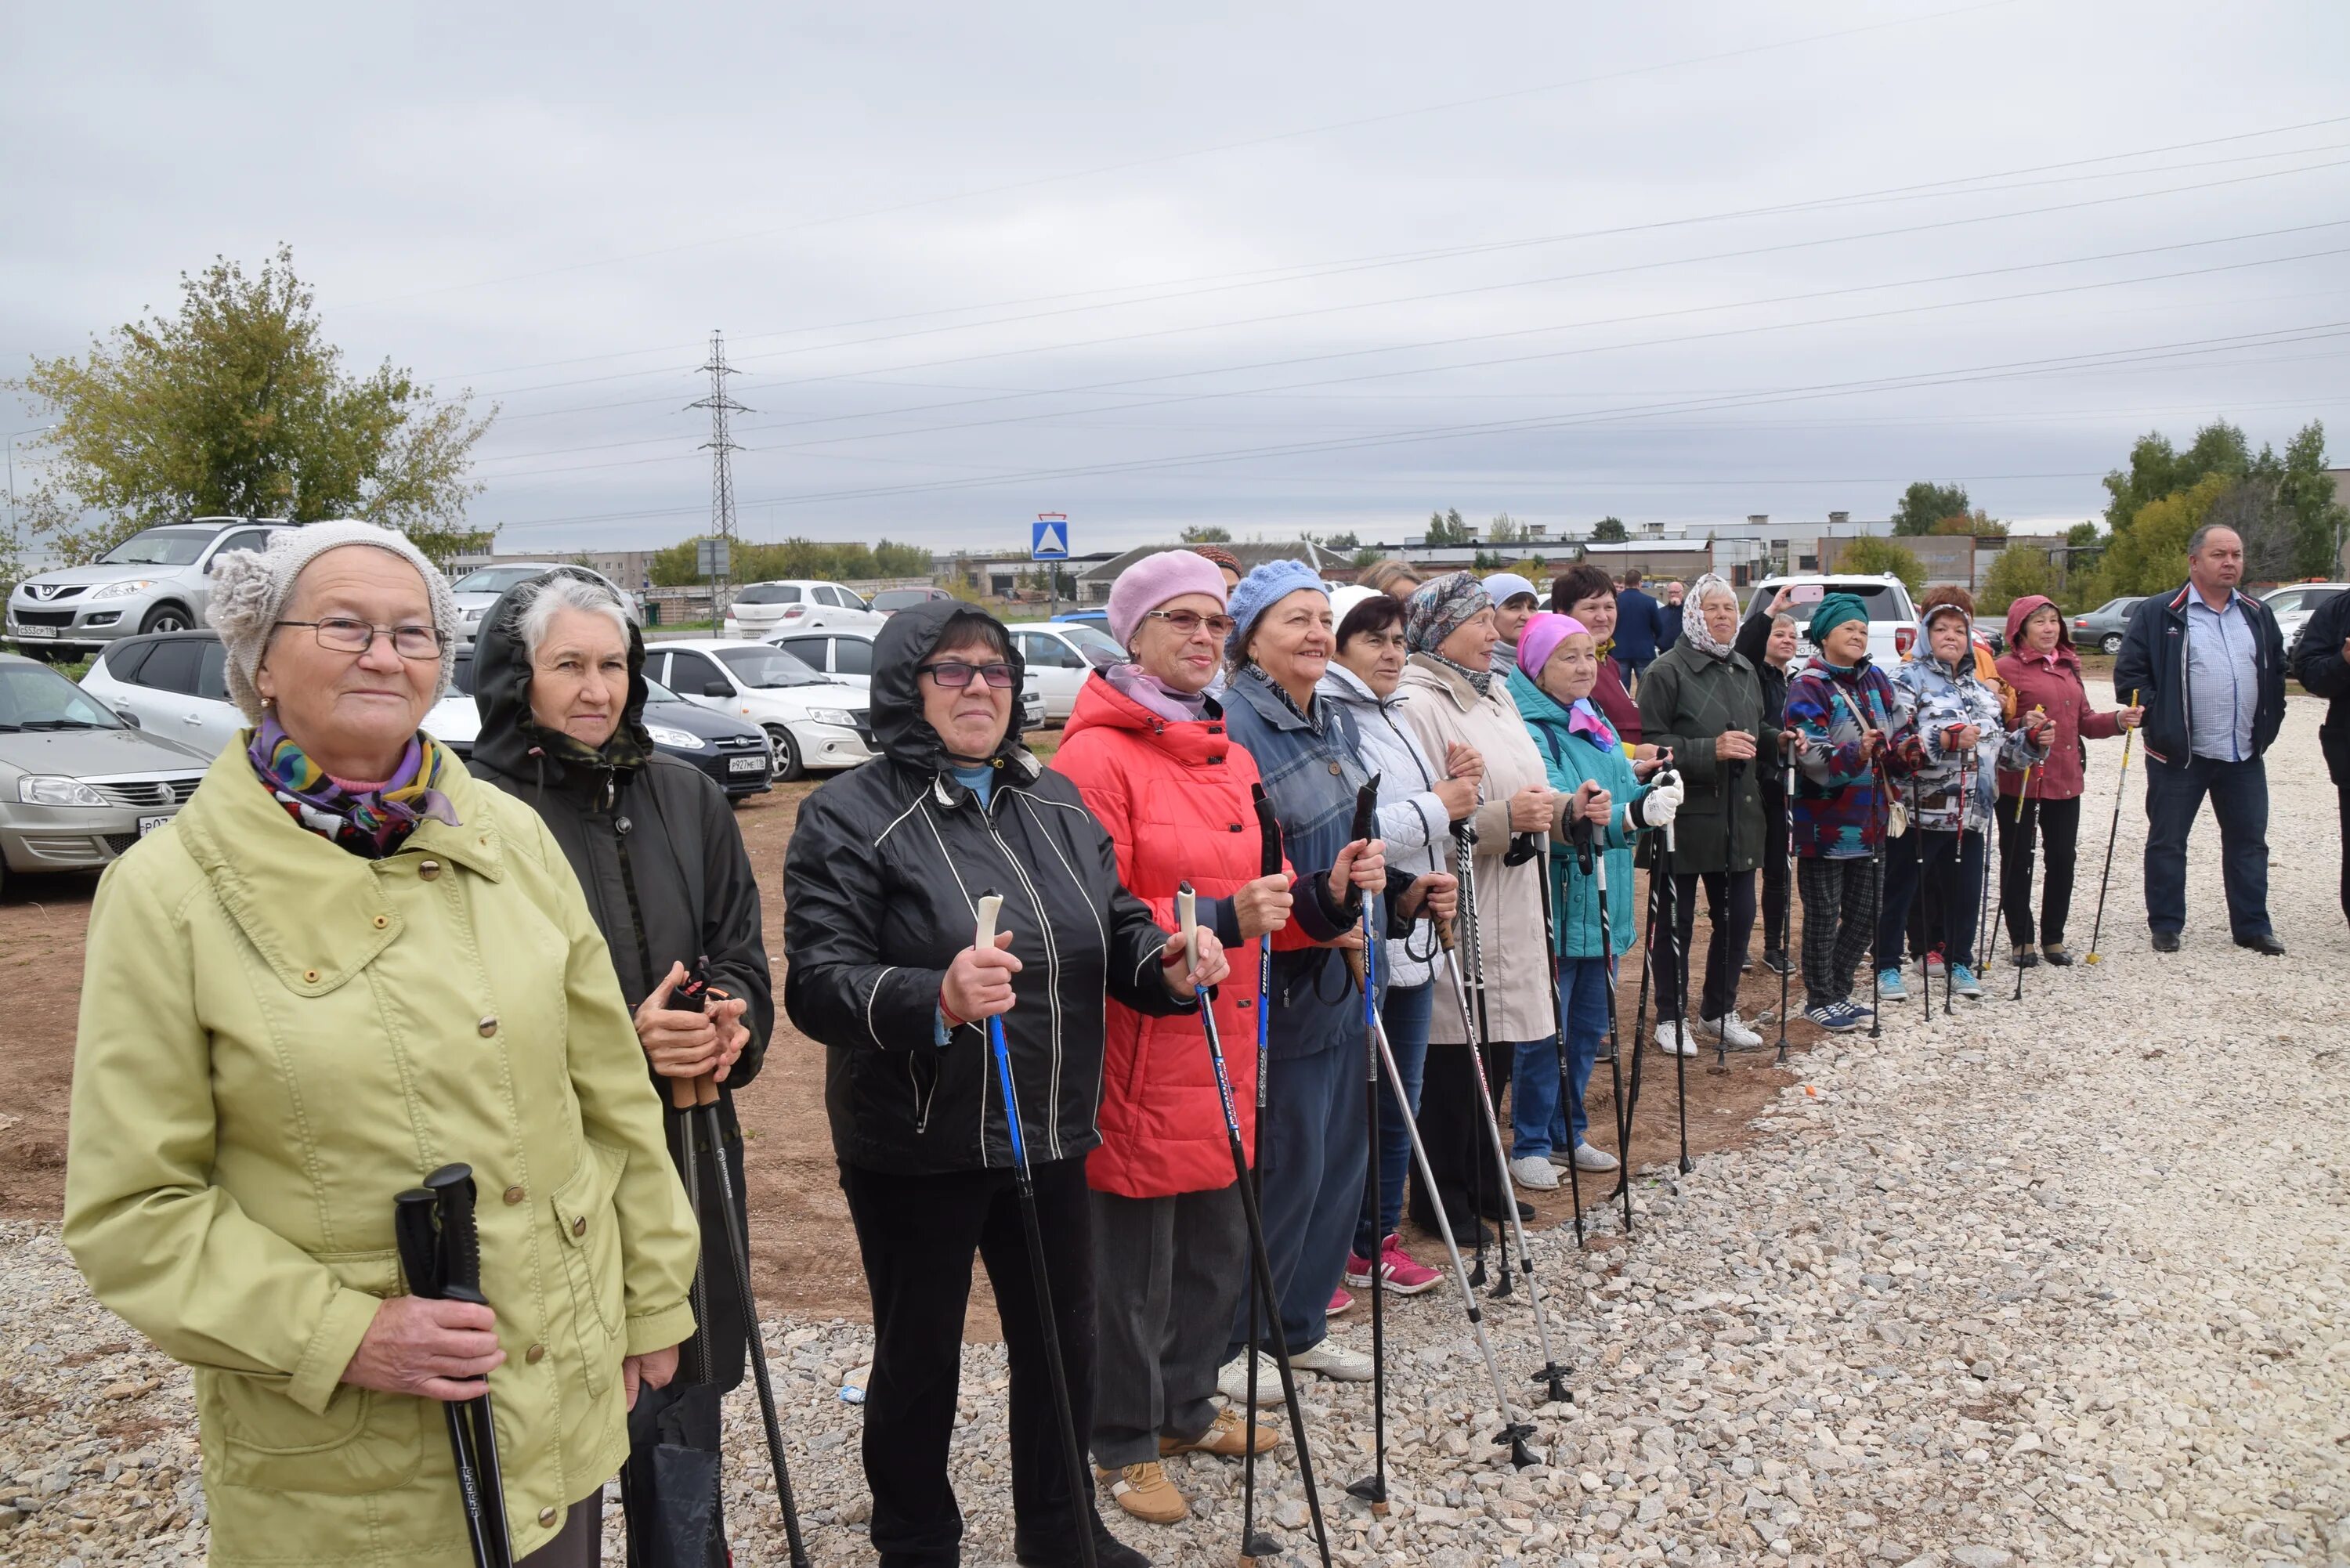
[3,703,2345,1567]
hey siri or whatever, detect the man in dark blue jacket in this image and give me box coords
[2292,585,2350,932]
[2111,524,2287,955]
[1614,569,1667,690]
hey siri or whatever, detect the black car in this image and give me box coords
[441,651,773,800]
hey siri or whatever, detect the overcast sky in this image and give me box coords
[5,1,2348,556]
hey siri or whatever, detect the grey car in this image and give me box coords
[448,562,641,645]
[0,652,210,896]
[6,518,291,658]
[2069,596,2145,656]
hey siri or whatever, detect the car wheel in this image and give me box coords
[139,603,193,634]
[2099,633,2123,655]
[765,724,804,782]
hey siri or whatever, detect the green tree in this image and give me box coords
[2065,520,2102,547]
[6,245,493,564]
[1350,544,1383,569]
[1423,507,1470,546]
[647,533,935,588]
[1891,481,1971,537]
[2101,421,2251,537]
[1486,511,1528,545]
[1180,524,1231,544]
[1323,529,1360,552]
[1835,535,1926,594]
[2095,471,2233,598]
[2274,420,2346,576]
[1979,545,2058,616]
[1589,515,1629,544]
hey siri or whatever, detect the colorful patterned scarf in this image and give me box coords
[1567,697,1618,748]
[248,714,461,858]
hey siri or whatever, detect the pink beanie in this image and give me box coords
[1517,612,1589,681]
[1106,549,1230,648]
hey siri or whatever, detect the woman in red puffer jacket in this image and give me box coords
[1050,551,1342,1526]
[1994,594,2144,967]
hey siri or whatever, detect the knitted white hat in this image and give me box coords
[206,521,460,723]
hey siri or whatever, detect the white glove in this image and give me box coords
[1633,772,1683,831]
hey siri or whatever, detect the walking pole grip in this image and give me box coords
[1177,885,1201,980]
[425,1165,486,1307]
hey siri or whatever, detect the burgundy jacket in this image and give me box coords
[1994,594,2123,801]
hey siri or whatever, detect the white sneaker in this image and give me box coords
[1216,1351,1283,1406]
[1572,1142,1620,1172]
[1696,1010,1764,1051]
[1290,1339,1374,1382]
[1509,1155,1559,1191]
[1654,1021,1697,1057]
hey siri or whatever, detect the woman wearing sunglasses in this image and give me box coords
[1045,551,1319,1525]
[784,598,1228,1568]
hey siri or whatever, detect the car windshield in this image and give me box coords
[645,677,682,703]
[1054,623,1123,666]
[872,589,934,612]
[736,583,802,605]
[451,566,554,595]
[713,646,826,688]
[1745,581,1911,620]
[0,663,125,732]
[97,527,216,567]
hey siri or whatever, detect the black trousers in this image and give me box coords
[1647,870,1757,1024]
[1407,1040,1513,1235]
[1998,794,2083,947]
[841,1157,1098,1568]
[622,1382,725,1568]
[2142,752,2272,941]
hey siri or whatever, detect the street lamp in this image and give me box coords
[6,425,56,547]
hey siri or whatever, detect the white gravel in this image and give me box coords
[5,700,2345,1568]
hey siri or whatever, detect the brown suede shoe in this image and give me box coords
[1095,1461,1188,1524]
[1160,1404,1282,1458]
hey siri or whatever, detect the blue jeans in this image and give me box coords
[1225,1039,1365,1359]
[1354,981,1432,1257]
[2142,752,2271,940]
[1509,960,1611,1158]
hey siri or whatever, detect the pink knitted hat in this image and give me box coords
[1517,611,1590,680]
[1106,550,1231,648]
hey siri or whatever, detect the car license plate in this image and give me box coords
[19,623,56,638]
[728,755,765,774]
[138,815,171,837]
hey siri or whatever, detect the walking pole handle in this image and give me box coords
[1253,783,1282,878]
[976,891,1003,951]
[395,1188,443,1299]
[424,1165,487,1306]
[1177,883,1200,979]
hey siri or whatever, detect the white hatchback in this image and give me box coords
[765,626,1046,731]
[725,580,886,640]
[1009,621,1123,721]
[645,638,875,779]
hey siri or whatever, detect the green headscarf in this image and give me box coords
[1807,592,1868,646]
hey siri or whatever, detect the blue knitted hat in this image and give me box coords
[1224,558,1329,665]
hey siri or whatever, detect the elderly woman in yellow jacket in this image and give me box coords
[63,522,699,1568]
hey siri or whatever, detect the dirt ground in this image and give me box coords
[0,771,1829,1339]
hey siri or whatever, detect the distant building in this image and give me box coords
[1069,540,1351,605]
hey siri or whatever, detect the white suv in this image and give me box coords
[1740,574,1920,667]
[725,580,884,639]
[645,638,874,779]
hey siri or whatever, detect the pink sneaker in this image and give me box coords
[1374,1234,1441,1295]
[1327,1285,1354,1317]
[1343,1250,1377,1291]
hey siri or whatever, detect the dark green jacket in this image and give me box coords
[1635,638,1781,875]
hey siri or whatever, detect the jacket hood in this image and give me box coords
[1913,603,1976,678]
[1314,660,1400,714]
[469,568,652,785]
[868,598,1030,772]
[2001,594,2079,662]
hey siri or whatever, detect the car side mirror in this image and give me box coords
[703,681,732,698]
[114,706,142,728]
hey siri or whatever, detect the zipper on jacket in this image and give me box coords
[979,791,1068,1162]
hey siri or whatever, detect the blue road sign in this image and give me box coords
[1031,515,1069,560]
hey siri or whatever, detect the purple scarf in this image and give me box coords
[247,714,460,858]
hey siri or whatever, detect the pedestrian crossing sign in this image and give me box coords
[1031,515,1069,560]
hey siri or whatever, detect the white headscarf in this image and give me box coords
[1681,572,1740,661]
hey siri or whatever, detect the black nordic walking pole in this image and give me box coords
[685,1074,812,1568]
[667,1082,714,1389]
[1775,737,1796,1064]
[2083,689,2138,965]
[1364,1001,1541,1469]
[1542,825,1587,1247]
[1332,776,1392,1519]
[1449,823,1491,1290]
[1439,913,1574,1406]
[1659,812,1694,1176]
[1242,785,1282,1566]
[2010,768,2032,1004]
[1452,821,1517,1299]
[395,1183,514,1568]
[973,894,1099,1568]
[1609,766,1677,1220]
[1177,886,1336,1568]
[1708,754,1747,1075]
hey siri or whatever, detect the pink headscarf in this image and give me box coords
[1519,612,1617,746]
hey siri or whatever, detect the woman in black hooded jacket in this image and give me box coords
[784,598,1225,1568]
[469,568,769,1568]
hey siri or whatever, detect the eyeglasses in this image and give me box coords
[275,618,446,659]
[1142,609,1238,638]
[919,660,1017,689]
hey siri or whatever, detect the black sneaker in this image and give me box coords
[2010,943,2040,970]
[2151,930,2181,952]
[2235,932,2286,957]
[2041,942,2073,966]
[1760,948,1797,976]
